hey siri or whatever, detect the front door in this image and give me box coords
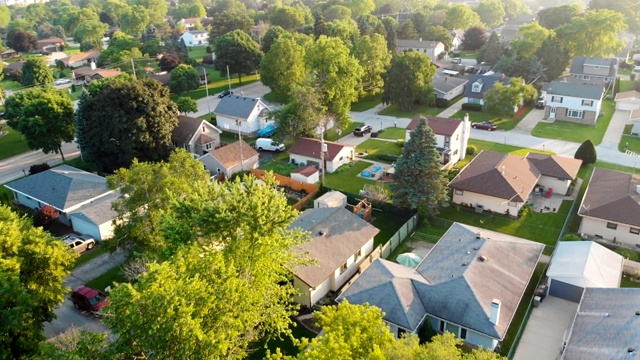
[549,107,556,119]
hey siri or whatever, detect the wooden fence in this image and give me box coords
[250,169,319,210]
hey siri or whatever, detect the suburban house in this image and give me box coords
[72,65,122,84]
[4,60,24,77]
[213,96,271,135]
[405,114,470,168]
[578,167,640,247]
[338,223,543,350]
[432,74,468,101]
[614,90,640,112]
[147,71,171,86]
[172,115,222,156]
[177,17,201,29]
[546,241,624,302]
[1,48,20,60]
[463,74,510,107]
[37,37,64,52]
[291,165,320,184]
[290,207,380,307]
[568,56,618,85]
[396,39,445,63]
[449,151,582,215]
[288,138,355,173]
[3,165,118,241]
[180,30,208,47]
[61,50,101,68]
[541,81,604,125]
[450,29,464,50]
[560,288,640,359]
[198,141,259,178]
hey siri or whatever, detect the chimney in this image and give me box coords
[90,61,96,70]
[490,299,501,325]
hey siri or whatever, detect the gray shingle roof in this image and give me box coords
[5,165,109,211]
[70,191,119,225]
[545,81,604,100]
[213,96,269,120]
[339,223,543,339]
[397,39,442,49]
[569,56,618,78]
[562,288,640,360]
[432,75,468,95]
[463,74,510,99]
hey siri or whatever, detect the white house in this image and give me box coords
[578,167,640,248]
[288,138,355,173]
[614,90,640,112]
[290,207,380,307]
[213,96,271,135]
[542,81,605,125]
[172,115,222,156]
[463,74,510,106]
[198,141,259,179]
[61,50,100,68]
[396,39,445,63]
[179,30,209,47]
[177,17,201,30]
[405,114,470,168]
[450,29,464,50]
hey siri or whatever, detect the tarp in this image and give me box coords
[257,124,277,137]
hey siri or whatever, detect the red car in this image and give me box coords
[71,285,109,315]
[471,121,497,131]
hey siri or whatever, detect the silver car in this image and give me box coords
[63,234,96,253]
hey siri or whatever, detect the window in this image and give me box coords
[355,248,362,260]
[339,262,347,275]
[551,96,563,103]
[202,126,206,132]
[607,222,618,230]
[460,328,467,340]
[567,109,583,118]
[205,143,212,150]
[439,320,445,332]
[583,75,590,80]
[631,228,640,235]
[455,189,464,195]
[471,82,483,93]
[581,100,593,107]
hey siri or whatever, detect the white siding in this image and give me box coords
[616,100,640,111]
[452,191,523,215]
[545,94,602,114]
[291,171,319,184]
[98,221,114,240]
[537,176,571,195]
[289,147,354,173]
[425,315,499,350]
[310,277,331,306]
[579,217,640,247]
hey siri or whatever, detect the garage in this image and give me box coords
[546,241,624,303]
[614,90,640,111]
[69,193,119,241]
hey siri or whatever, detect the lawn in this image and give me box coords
[247,321,314,359]
[0,128,30,160]
[171,73,260,101]
[324,161,379,194]
[1,79,24,91]
[619,124,640,153]
[260,160,298,177]
[377,127,406,140]
[351,93,382,112]
[467,138,554,157]
[74,244,108,268]
[355,139,403,156]
[457,50,477,59]
[620,79,634,92]
[85,265,127,291]
[262,91,289,104]
[621,274,640,288]
[451,105,533,131]
[532,100,615,145]
[64,156,99,173]
[371,213,408,248]
[187,46,211,61]
[325,122,363,141]
[378,103,442,118]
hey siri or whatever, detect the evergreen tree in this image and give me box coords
[390,117,448,216]
[313,11,328,39]
[574,139,597,166]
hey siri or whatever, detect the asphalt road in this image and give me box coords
[0,141,80,184]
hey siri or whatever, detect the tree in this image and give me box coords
[410,11,429,38]
[398,20,418,40]
[381,17,397,54]
[462,26,488,51]
[75,77,179,173]
[21,58,53,87]
[23,3,53,26]
[0,205,74,359]
[574,139,597,165]
[537,4,583,30]
[269,5,306,30]
[445,4,482,30]
[494,55,544,83]
[344,0,375,18]
[483,77,537,117]
[313,11,328,39]
[98,31,141,66]
[510,21,551,58]
[390,116,447,216]
[262,25,286,53]
[213,30,262,84]
[590,0,640,34]
[326,19,360,50]
[475,0,506,28]
[556,9,627,58]
[6,19,34,49]
[424,25,454,51]
[28,162,51,175]
[4,87,75,161]
[0,5,11,28]
[476,31,504,65]
[169,64,201,93]
[174,96,197,114]
[382,50,435,112]
[12,30,38,52]
[354,34,392,95]
[324,5,352,22]
[272,82,327,140]
[120,5,151,37]
[158,52,182,71]
[535,37,571,81]
[131,0,167,24]
[73,19,108,46]
[260,36,306,98]
[500,0,528,19]
[209,6,253,44]
[34,204,60,227]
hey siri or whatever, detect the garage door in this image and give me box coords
[616,102,640,111]
[70,215,101,241]
[549,279,584,303]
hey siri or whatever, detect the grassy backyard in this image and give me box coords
[619,124,640,153]
[325,122,362,141]
[371,213,408,248]
[377,127,406,140]
[187,46,212,61]
[0,128,30,160]
[355,139,403,156]
[450,104,533,131]
[86,265,128,291]
[620,79,634,92]
[351,93,382,112]
[532,100,615,145]
[324,161,380,194]
[259,161,298,177]
[379,103,442,118]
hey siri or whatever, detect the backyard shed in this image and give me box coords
[314,191,347,209]
[291,165,319,184]
[546,241,624,302]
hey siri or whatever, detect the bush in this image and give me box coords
[616,248,640,262]
[461,103,483,111]
[466,145,476,156]
[202,55,214,65]
[446,167,460,181]
[206,46,212,54]
[367,153,399,163]
[574,139,597,166]
[562,233,581,241]
[334,162,355,173]
[397,140,405,148]
[518,203,531,218]
[34,205,59,227]
[435,98,450,108]
[371,132,379,138]
[619,61,633,70]
[29,163,51,175]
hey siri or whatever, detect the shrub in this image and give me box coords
[206,46,212,54]
[461,103,483,111]
[371,131,379,138]
[334,162,355,173]
[446,168,460,182]
[367,153,399,163]
[562,233,581,241]
[435,98,450,108]
[466,145,477,156]
[518,203,531,218]
[574,139,597,166]
[396,140,405,148]
[619,61,633,70]
[616,248,640,262]
[29,163,51,175]
[34,205,59,227]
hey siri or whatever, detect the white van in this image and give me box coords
[255,138,285,152]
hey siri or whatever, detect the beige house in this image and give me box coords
[406,114,470,168]
[396,39,445,63]
[61,50,101,68]
[198,141,259,178]
[172,115,222,156]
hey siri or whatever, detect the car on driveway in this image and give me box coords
[70,285,109,315]
[353,125,372,136]
[471,121,497,131]
[62,234,96,253]
[218,90,233,98]
[54,78,71,85]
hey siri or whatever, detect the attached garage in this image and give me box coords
[70,192,119,241]
[546,241,624,303]
[614,91,640,111]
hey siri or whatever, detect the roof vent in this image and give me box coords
[475,232,482,239]
[473,247,479,250]
[462,262,468,266]
[636,311,640,316]
[479,255,487,262]
[318,231,325,236]
[628,347,635,353]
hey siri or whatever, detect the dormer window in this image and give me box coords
[471,81,483,93]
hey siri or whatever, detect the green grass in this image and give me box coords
[355,139,403,156]
[73,244,108,268]
[85,265,127,291]
[247,321,314,359]
[532,100,615,145]
[171,73,260,101]
[0,79,25,91]
[386,240,413,261]
[621,274,640,288]
[457,50,477,58]
[0,127,30,160]
[351,93,382,112]
[262,91,289,104]
[371,213,408,248]
[324,161,379,194]
[64,156,99,173]
[260,161,298,176]
[324,122,363,141]
[187,46,212,61]
[377,127,406,140]
[451,105,532,131]
[378,103,442,118]
[619,124,640,153]
[620,79,634,92]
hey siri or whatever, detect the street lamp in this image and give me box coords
[202,67,211,114]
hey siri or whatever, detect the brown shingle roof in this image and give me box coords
[292,165,318,177]
[614,90,640,101]
[173,115,203,145]
[525,153,582,180]
[210,141,258,169]
[62,50,100,65]
[407,115,462,136]
[288,138,353,161]
[579,168,640,227]
[37,37,64,48]
[449,151,541,202]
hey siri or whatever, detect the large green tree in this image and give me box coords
[75,76,179,173]
[556,9,627,58]
[73,19,108,47]
[131,0,167,24]
[445,4,482,29]
[535,36,571,82]
[213,29,262,84]
[354,33,392,95]
[269,5,306,30]
[476,31,504,65]
[500,0,528,20]
[537,4,583,30]
[260,35,307,98]
[475,0,506,28]
[0,5,11,28]
[169,64,201,94]
[272,81,327,140]
[120,5,151,37]
[510,21,551,58]
[261,25,287,53]
[462,26,488,51]
[208,2,253,44]
[4,87,75,161]
[390,116,447,216]
[0,205,75,359]
[382,50,435,112]
[381,17,397,54]
[21,57,54,86]
[483,77,537,117]
[175,96,197,114]
[589,0,640,34]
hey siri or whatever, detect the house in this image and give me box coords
[560,288,640,359]
[463,74,510,106]
[314,190,347,209]
[541,81,604,125]
[177,17,201,30]
[172,115,222,156]
[432,73,468,101]
[36,37,65,52]
[568,56,617,85]
[291,165,320,184]
[450,29,464,50]
[147,71,171,86]
[449,151,581,215]
[405,114,470,168]
[288,138,355,173]
[290,207,380,307]
[396,39,445,63]
[1,49,20,60]
[498,25,520,44]
[614,90,640,112]
[578,167,640,248]
[546,241,624,302]
[44,51,68,66]
[179,30,208,47]
[198,140,259,178]
[213,96,271,135]
[338,223,543,350]
[61,50,101,68]
[3,165,118,240]
[4,60,25,77]
[72,65,122,84]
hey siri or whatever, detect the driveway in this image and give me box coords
[513,107,546,134]
[189,82,275,118]
[600,108,629,151]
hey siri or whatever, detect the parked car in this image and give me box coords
[218,90,233,98]
[62,234,95,253]
[536,98,546,109]
[54,78,71,85]
[70,285,109,315]
[451,57,461,64]
[353,125,372,137]
[471,121,497,131]
[255,138,285,152]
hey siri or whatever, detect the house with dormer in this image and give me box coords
[396,39,445,63]
[405,114,470,168]
[568,56,617,86]
[213,96,271,135]
[179,30,208,47]
[172,115,222,156]
[463,74,510,107]
[541,81,605,125]
[338,223,543,350]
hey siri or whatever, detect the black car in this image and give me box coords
[218,90,233,98]
[353,125,372,137]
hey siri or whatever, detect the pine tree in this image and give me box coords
[390,117,448,216]
[574,139,597,166]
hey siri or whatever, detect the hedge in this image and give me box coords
[461,103,483,111]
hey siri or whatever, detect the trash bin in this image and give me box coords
[533,296,541,308]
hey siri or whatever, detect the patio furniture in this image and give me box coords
[545,188,553,198]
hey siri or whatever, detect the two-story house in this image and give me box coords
[568,56,617,86]
[405,114,470,168]
[179,30,209,47]
[396,39,445,63]
[541,81,604,125]
[463,74,510,107]
[213,96,271,135]
[171,115,222,156]
[177,17,200,30]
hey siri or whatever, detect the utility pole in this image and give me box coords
[202,67,211,114]
[320,125,326,186]
[236,118,244,171]
[131,58,136,78]
[226,65,232,92]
